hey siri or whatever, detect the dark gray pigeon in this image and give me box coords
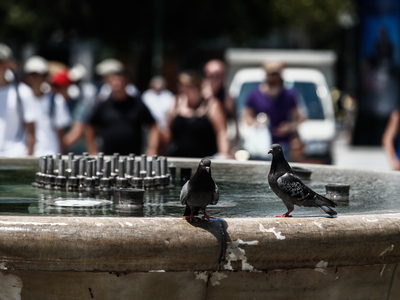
[180,158,219,221]
[268,144,337,217]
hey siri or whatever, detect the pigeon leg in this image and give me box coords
[275,209,294,218]
[202,210,214,220]
[184,211,196,222]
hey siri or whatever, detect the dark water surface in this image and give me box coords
[0,163,400,218]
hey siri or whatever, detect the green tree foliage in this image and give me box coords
[0,0,355,49]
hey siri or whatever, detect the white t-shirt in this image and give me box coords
[142,89,174,132]
[28,92,71,157]
[0,83,37,157]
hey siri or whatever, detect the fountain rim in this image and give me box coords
[0,214,399,272]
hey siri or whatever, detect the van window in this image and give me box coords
[292,82,325,120]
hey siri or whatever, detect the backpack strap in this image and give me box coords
[49,93,56,129]
[14,82,26,139]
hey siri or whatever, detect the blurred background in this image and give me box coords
[0,0,358,91]
[1,0,399,169]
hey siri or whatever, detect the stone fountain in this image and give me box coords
[0,156,400,300]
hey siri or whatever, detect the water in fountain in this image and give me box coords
[0,154,400,218]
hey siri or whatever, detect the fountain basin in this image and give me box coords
[0,157,400,299]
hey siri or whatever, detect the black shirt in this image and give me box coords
[167,114,218,158]
[89,96,155,155]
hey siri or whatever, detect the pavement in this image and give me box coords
[332,137,391,171]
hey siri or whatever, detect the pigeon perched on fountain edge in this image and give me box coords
[268,144,337,217]
[180,158,219,221]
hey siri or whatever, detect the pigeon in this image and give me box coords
[180,158,219,221]
[268,144,337,217]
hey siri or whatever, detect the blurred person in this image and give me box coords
[23,56,71,156]
[244,61,305,159]
[166,71,229,158]
[382,108,400,170]
[142,76,174,154]
[203,59,236,119]
[51,65,97,154]
[86,71,158,155]
[68,63,98,110]
[0,43,36,156]
[203,59,239,151]
[95,58,139,101]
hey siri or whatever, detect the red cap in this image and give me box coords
[51,69,72,87]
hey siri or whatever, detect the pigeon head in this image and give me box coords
[268,143,290,174]
[198,158,212,173]
[268,144,283,156]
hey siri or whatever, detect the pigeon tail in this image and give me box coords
[306,194,337,217]
[318,205,337,217]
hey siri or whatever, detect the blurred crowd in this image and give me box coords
[0,43,244,159]
[2,41,399,171]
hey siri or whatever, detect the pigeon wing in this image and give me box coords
[211,183,219,205]
[277,173,313,201]
[180,181,190,205]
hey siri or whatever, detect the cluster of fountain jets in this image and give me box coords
[32,152,173,193]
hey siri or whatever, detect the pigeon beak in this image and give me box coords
[268,149,273,154]
[205,166,210,173]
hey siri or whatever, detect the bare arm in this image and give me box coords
[56,128,66,154]
[274,106,306,137]
[25,122,35,155]
[163,95,180,146]
[243,107,256,126]
[208,99,230,158]
[85,124,98,155]
[63,121,85,148]
[224,94,237,120]
[146,123,159,156]
[382,110,400,170]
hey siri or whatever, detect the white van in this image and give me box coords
[229,67,336,164]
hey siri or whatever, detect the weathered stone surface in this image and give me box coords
[1,265,399,300]
[5,270,206,300]
[206,265,396,300]
[0,215,400,273]
[223,215,400,271]
[0,217,225,272]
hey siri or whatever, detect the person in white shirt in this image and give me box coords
[142,76,174,154]
[0,43,36,157]
[23,56,71,156]
[142,76,174,131]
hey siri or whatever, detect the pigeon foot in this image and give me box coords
[202,211,214,220]
[184,216,201,222]
[275,209,293,218]
[184,212,201,222]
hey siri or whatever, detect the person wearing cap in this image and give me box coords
[23,56,71,156]
[60,63,97,154]
[95,58,139,101]
[244,61,305,160]
[86,71,158,155]
[49,68,85,154]
[0,43,36,156]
